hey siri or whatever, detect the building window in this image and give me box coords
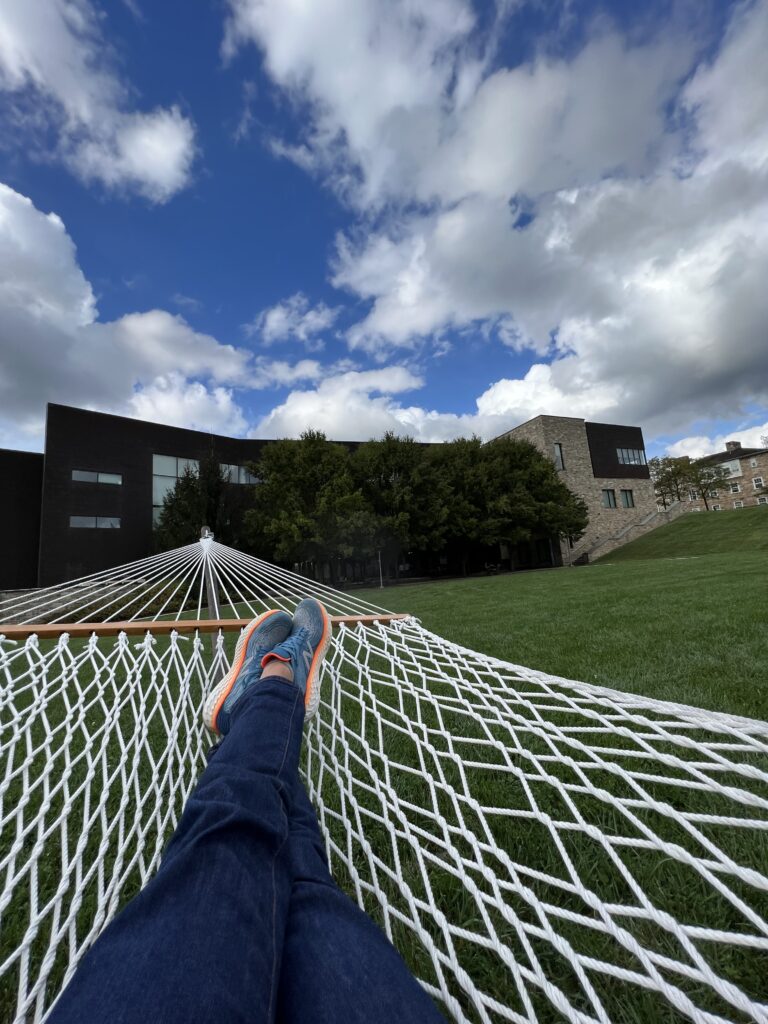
[616,447,647,466]
[553,443,565,471]
[688,489,699,501]
[753,477,764,489]
[70,516,121,529]
[758,497,768,506]
[620,489,635,508]
[72,469,123,485]
[751,458,758,468]
[733,501,744,509]
[220,463,260,484]
[601,489,617,508]
[729,482,740,493]
[152,454,259,524]
[152,454,200,523]
[712,504,721,510]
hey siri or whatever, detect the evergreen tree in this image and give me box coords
[154,449,239,550]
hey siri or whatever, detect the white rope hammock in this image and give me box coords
[1,540,767,1023]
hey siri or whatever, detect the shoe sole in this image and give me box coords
[304,603,332,722]
[203,609,285,734]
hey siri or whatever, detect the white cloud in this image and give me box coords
[224,0,473,206]
[250,365,530,442]
[129,374,248,435]
[0,0,196,201]
[245,292,340,349]
[0,182,251,446]
[667,424,768,460]
[227,0,768,441]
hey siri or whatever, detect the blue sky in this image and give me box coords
[0,0,766,457]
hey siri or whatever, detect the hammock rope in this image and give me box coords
[1,540,766,1023]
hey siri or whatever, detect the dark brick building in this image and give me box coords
[4,404,273,588]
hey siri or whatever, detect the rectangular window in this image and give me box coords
[712,504,721,510]
[708,489,718,498]
[152,454,178,476]
[688,489,699,500]
[601,489,617,508]
[70,515,96,528]
[553,443,565,471]
[733,501,744,508]
[729,482,740,493]
[758,497,768,506]
[751,458,758,468]
[620,489,635,508]
[70,515,121,528]
[753,477,764,489]
[616,447,647,466]
[72,469,122,485]
[153,475,176,506]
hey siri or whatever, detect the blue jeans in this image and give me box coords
[49,677,446,1024]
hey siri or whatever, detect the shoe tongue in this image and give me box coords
[260,640,293,668]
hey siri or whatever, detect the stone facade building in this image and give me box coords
[681,441,768,512]
[497,415,660,562]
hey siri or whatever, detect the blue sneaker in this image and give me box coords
[260,598,332,721]
[203,609,292,735]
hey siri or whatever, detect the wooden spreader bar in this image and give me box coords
[0,613,410,642]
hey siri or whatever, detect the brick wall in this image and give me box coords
[682,450,768,513]
[500,415,657,562]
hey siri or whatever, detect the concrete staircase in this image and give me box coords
[580,501,688,562]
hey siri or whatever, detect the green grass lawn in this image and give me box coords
[353,507,768,722]
[600,504,768,561]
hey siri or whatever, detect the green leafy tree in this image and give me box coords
[352,433,448,578]
[480,438,588,549]
[683,458,733,511]
[649,456,689,507]
[154,450,235,550]
[429,437,487,574]
[245,431,378,576]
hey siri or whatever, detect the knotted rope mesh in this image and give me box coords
[1,541,767,1023]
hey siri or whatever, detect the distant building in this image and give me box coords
[682,441,768,512]
[3,404,272,589]
[497,415,658,562]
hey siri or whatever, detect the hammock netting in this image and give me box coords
[1,540,767,1023]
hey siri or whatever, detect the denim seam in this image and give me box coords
[267,686,301,1020]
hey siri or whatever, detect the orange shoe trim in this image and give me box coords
[260,652,291,668]
[210,609,284,733]
[304,604,331,709]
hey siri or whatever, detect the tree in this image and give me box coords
[154,449,236,550]
[480,438,588,549]
[429,437,487,574]
[351,433,448,578]
[648,456,689,507]
[244,431,378,577]
[682,458,733,511]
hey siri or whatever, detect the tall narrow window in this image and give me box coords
[601,489,617,508]
[553,443,565,471]
[620,489,635,508]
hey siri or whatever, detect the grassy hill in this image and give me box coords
[596,504,768,562]
[354,507,768,722]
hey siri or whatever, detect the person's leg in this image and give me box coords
[278,777,447,1023]
[49,676,304,1024]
